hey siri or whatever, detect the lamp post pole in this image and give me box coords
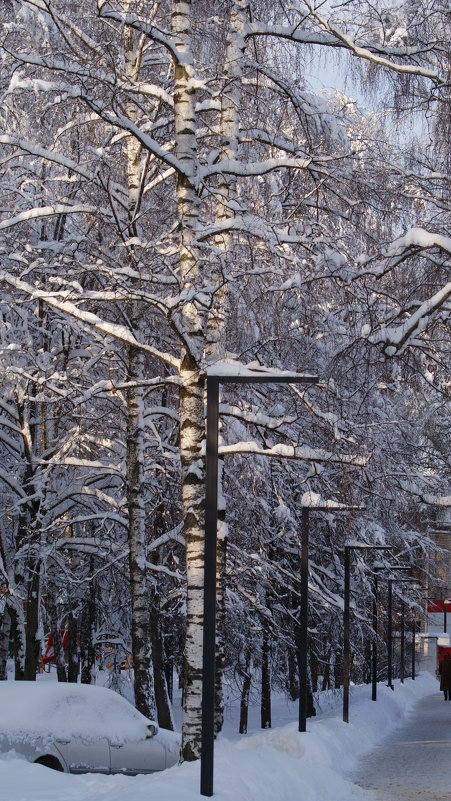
[200,366,318,797]
[298,507,309,733]
[412,618,416,680]
[372,573,378,702]
[388,578,394,689]
[400,599,405,684]
[297,502,365,733]
[444,600,451,635]
[370,564,410,696]
[200,376,220,798]
[343,546,351,723]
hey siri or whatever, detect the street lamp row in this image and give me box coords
[297,499,365,734]
[201,366,319,797]
[342,544,391,723]
[199,364,421,795]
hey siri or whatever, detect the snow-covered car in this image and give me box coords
[0,681,180,775]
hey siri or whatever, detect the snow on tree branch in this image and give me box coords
[0,271,180,371]
[385,228,451,259]
[218,440,367,466]
[0,205,106,231]
[245,11,444,86]
[369,282,451,355]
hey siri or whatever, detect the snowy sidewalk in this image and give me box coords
[352,690,451,800]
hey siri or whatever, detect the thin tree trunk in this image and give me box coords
[9,599,26,681]
[310,650,318,693]
[0,607,11,680]
[261,615,271,729]
[307,657,316,718]
[127,344,155,718]
[321,658,331,691]
[239,651,252,734]
[46,573,67,683]
[80,561,96,685]
[23,561,41,680]
[67,610,79,683]
[287,645,299,700]
[150,510,174,730]
[151,600,174,729]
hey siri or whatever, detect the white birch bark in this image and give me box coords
[206,2,247,735]
[171,0,207,762]
[126,342,156,718]
[124,13,155,720]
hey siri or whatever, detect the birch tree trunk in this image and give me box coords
[123,15,155,720]
[150,507,174,729]
[150,586,174,730]
[126,342,156,718]
[207,1,248,734]
[170,0,208,762]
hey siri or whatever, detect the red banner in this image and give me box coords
[43,631,68,663]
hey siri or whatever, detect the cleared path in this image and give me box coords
[353,691,451,800]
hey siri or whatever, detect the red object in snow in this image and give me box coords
[427,599,451,613]
[43,631,68,663]
[437,645,451,670]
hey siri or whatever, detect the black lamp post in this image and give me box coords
[371,564,410,696]
[297,497,364,734]
[400,599,405,683]
[200,365,318,797]
[298,505,309,734]
[342,544,390,723]
[388,578,394,689]
[371,569,381,702]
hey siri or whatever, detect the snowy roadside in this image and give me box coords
[0,672,437,801]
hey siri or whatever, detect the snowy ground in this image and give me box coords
[0,671,439,801]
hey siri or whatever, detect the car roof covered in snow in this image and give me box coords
[0,681,164,747]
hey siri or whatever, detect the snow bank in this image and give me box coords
[0,673,438,801]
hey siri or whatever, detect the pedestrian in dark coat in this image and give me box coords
[439,652,451,700]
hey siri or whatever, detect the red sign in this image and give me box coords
[428,600,451,613]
